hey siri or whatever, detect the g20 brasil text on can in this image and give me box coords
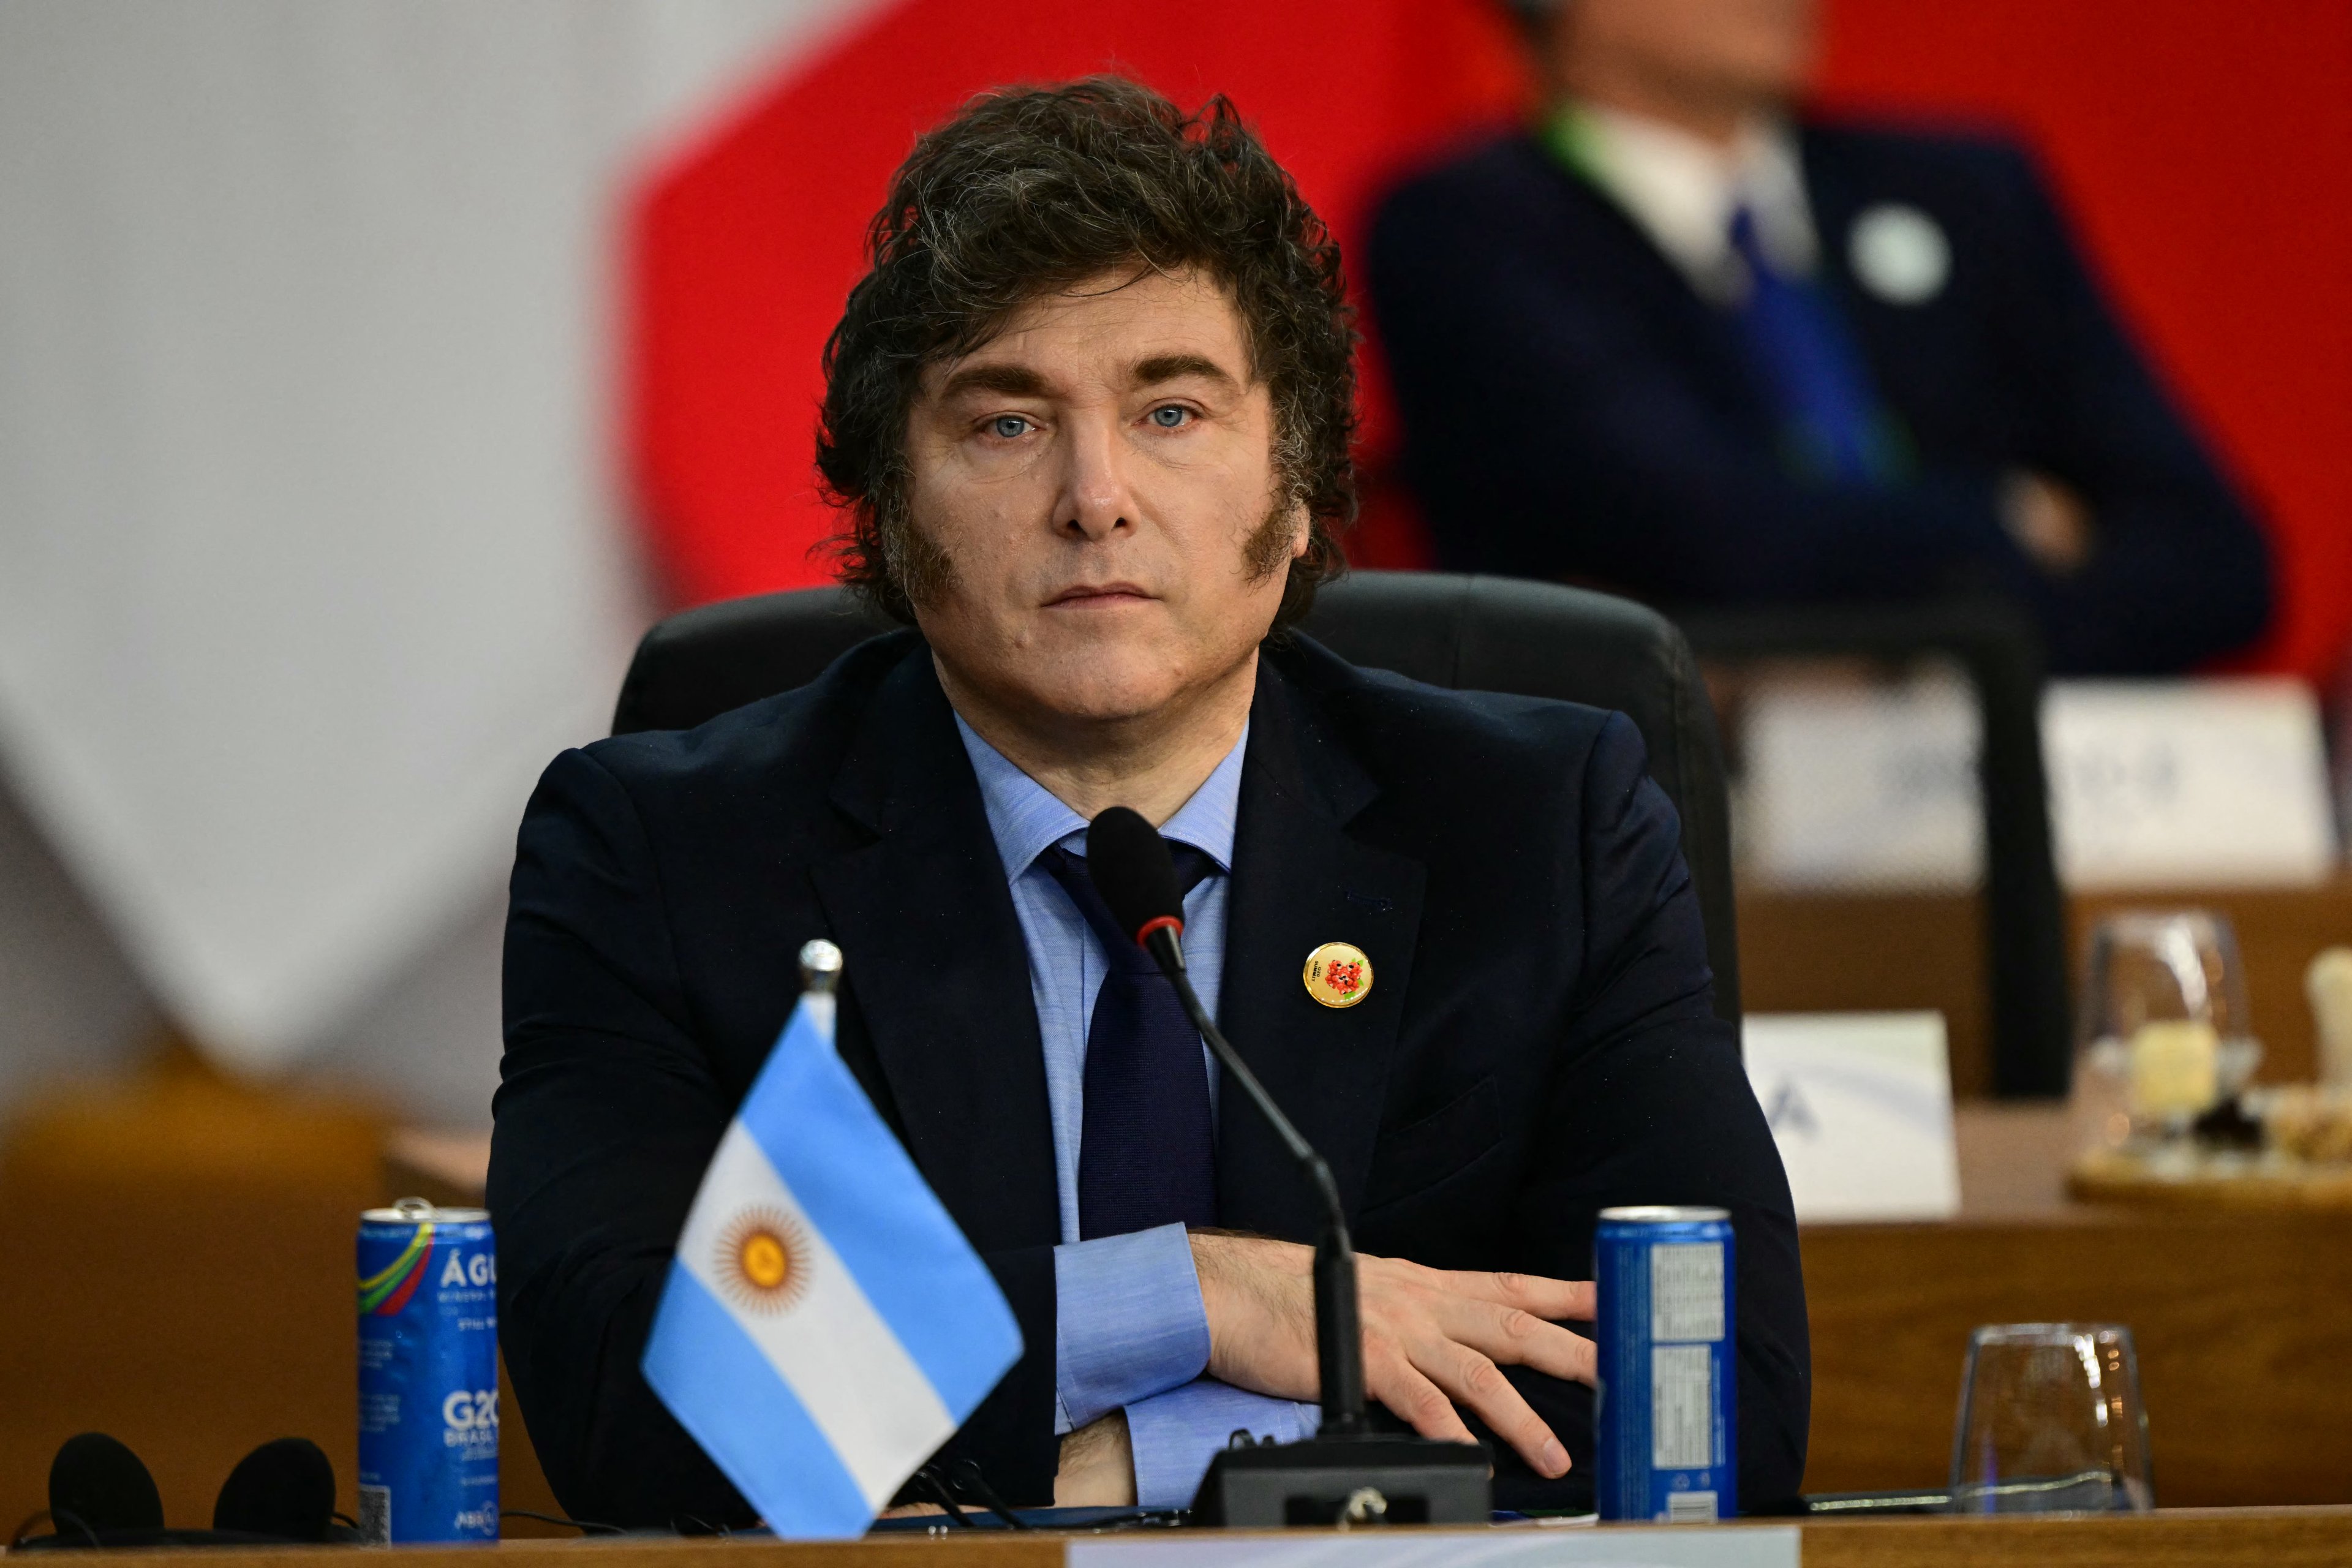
[1594,1205,1736,1522]
[357,1199,499,1544]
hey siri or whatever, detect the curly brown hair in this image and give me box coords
[816,77,1357,630]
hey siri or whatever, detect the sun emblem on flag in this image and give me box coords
[715,1207,811,1313]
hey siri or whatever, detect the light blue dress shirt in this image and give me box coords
[953,716,1319,1507]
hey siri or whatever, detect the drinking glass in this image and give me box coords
[1950,1324,2153,1513]
[2072,910,2258,1150]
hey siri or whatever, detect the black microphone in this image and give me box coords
[48,1433,164,1540]
[1087,805,1368,1434]
[1086,807,1487,1526]
[214,1438,337,1542]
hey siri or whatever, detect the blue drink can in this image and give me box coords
[357,1199,499,1544]
[1594,1205,1736,1522]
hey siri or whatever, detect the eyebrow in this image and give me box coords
[937,363,1054,400]
[1133,353,1240,390]
[933,351,1243,402]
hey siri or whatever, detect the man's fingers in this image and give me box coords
[1422,1343,1569,1479]
[1443,1299,1597,1385]
[1362,1256,1593,1322]
[1366,1355,1477,1449]
[1447,1269,1596,1322]
[1352,1254,1585,1480]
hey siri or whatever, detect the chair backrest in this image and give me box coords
[1679,598,2068,1096]
[613,570,1740,1022]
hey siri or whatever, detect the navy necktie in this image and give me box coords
[1725,205,1890,485]
[1038,842,1218,1240]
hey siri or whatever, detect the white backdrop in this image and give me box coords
[0,1,877,1110]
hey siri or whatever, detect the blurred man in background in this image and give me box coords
[1366,0,2272,674]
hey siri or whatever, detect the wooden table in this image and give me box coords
[37,1510,2352,1568]
[7,1078,2339,1538]
[381,1111,2352,1513]
[0,1061,391,1540]
[1740,876,2352,1097]
[1799,1104,2352,1504]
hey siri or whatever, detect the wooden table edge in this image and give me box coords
[23,1506,2352,1568]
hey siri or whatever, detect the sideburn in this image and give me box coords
[883,496,959,614]
[1243,497,1308,582]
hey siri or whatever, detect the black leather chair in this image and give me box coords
[613,570,1741,1023]
[1679,597,2069,1097]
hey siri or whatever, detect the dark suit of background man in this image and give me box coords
[491,78,1807,1525]
[1368,0,2273,675]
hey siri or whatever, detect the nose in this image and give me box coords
[1054,405,1134,543]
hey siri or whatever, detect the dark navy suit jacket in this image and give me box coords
[1366,124,2272,674]
[490,630,1809,1525]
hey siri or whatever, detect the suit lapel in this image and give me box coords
[809,646,1060,1254]
[1215,655,1426,1242]
[1798,130,1874,324]
[1539,145,1765,410]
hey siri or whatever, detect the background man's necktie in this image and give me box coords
[1039,842,1218,1240]
[1726,204,1892,485]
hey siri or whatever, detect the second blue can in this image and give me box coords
[1593,1205,1736,1523]
[357,1199,500,1544]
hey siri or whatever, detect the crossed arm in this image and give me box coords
[1057,721,1810,1509]
[1056,1240,1596,1504]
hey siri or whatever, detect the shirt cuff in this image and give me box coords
[1053,1223,1210,1433]
[1126,1379,1322,1509]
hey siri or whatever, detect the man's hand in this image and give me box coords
[1189,1234,1594,1479]
[2000,468,2095,575]
[1055,1411,1136,1507]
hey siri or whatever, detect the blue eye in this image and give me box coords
[990,415,1031,439]
[1148,405,1189,429]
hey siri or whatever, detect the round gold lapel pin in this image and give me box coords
[1303,942,1373,1009]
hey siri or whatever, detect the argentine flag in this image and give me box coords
[642,942,1022,1536]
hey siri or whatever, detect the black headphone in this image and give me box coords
[12,1431,353,1551]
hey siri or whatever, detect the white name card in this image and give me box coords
[1742,1012,1960,1223]
[2043,677,2339,889]
[1072,1525,1800,1567]
[1740,668,1982,892]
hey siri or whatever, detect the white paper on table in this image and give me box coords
[1741,1012,1961,1223]
[2043,677,2339,889]
[1072,1524,1799,1567]
[1739,668,1983,892]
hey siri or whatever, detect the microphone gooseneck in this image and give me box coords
[1084,807,1370,1436]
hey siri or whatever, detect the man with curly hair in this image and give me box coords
[492,77,1807,1524]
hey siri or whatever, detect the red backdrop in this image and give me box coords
[627,0,2352,680]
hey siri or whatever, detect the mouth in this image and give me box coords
[1044,582,1155,609]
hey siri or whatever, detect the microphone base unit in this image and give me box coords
[1188,1433,1491,1528]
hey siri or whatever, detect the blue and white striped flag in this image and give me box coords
[642,942,1022,1537]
